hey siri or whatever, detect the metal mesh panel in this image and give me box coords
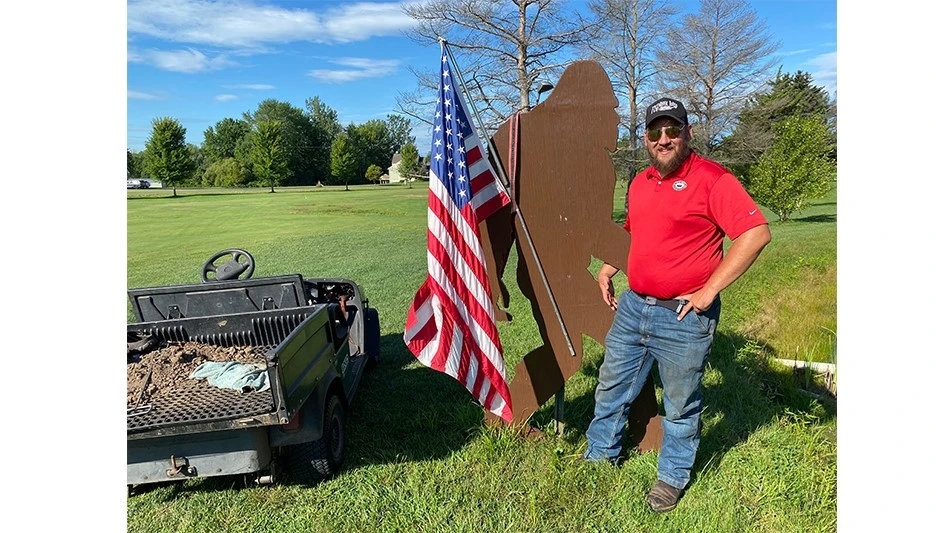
[127,379,275,432]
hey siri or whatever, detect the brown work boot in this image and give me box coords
[646,480,683,513]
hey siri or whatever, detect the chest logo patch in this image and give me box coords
[673,180,687,191]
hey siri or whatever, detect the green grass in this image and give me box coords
[127,182,836,532]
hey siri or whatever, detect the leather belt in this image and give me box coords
[632,291,687,313]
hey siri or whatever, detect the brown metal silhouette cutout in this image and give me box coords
[480,61,663,452]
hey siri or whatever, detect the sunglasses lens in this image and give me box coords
[646,126,683,142]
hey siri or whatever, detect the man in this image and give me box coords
[582,97,771,513]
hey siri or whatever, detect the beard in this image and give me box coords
[649,143,691,177]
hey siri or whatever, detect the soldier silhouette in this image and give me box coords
[480,60,661,450]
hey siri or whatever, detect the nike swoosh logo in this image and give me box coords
[748,210,756,215]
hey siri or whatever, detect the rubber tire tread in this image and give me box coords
[285,395,346,484]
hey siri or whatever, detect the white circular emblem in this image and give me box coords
[673,180,687,191]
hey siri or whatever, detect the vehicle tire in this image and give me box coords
[284,394,346,484]
[364,307,380,367]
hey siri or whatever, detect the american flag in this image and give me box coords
[403,48,513,421]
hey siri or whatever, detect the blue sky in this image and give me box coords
[127,0,837,155]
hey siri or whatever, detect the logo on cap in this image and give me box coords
[651,100,679,114]
[673,180,687,191]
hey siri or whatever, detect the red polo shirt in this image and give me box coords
[623,151,767,299]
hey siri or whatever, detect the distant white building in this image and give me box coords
[380,153,406,185]
[379,152,430,184]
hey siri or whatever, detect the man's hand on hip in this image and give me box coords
[675,289,716,321]
[597,263,620,311]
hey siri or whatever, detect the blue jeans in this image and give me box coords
[584,289,720,490]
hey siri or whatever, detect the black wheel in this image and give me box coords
[201,248,255,282]
[364,307,381,367]
[285,394,346,484]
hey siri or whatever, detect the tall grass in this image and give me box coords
[127,183,836,532]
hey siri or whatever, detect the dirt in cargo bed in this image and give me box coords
[127,341,268,408]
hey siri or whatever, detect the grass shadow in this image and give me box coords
[792,214,836,223]
[342,332,483,468]
[546,329,836,476]
[693,330,835,475]
[129,475,260,501]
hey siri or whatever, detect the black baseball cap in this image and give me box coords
[645,97,688,127]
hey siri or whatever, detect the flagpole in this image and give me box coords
[440,38,576,360]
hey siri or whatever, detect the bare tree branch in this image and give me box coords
[582,0,681,183]
[398,0,590,129]
[656,0,780,156]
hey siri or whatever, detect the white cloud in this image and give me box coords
[803,50,837,98]
[308,57,402,83]
[127,0,417,48]
[321,2,419,43]
[139,48,237,73]
[215,94,237,101]
[222,84,275,90]
[128,90,160,100]
[777,49,810,57]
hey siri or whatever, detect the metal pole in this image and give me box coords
[554,385,565,435]
[441,38,576,359]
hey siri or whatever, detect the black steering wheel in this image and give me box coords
[202,248,256,282]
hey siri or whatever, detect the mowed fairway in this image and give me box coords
[127,183,837,532]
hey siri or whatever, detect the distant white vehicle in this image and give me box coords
[127,179,150,189]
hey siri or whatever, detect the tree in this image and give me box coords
[365,164,384,183]
[187,143,209,186]
[249,120,289,192]
[202,118,251,163]
[655,0,780,156]
[585,0,679,184]
[305,96,343,184]
[347,120,394,179]
[203,157,247,187]
[131,150,147,180]
[142,117,195,197]
[399,143,422,188]
[244,99,314,185]
[127,149,141,179]
[723,69,835,180]
[400,0,590,127]
[747,115,835,222]
[386,114,416,154]
[330,132,362,191]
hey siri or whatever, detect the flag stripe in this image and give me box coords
[425,230,503,363]
[421,276,511,397]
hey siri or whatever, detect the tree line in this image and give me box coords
[399,0,836,221]
[128,97,424,196]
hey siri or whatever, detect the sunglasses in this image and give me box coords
[646,126,684,142]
